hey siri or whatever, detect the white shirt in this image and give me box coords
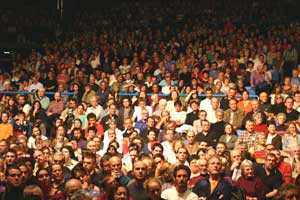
[199,98,212,111]
[102,128,123,153]
[86,105,104,121]
[161,187,198,200]
[161,141,177,164]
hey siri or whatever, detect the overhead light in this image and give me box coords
[3,51,10,54]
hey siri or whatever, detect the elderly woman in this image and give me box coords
[235,160,265,200]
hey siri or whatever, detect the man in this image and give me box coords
[0,165,23,199]
[195,120,217,148]
[100,103,120,130]
[127,160,148,200]
[189,158,208,187]
[271,149,293,184]
[34,87,50,110]
[224,99,244,129]
[0,112,13,140]
[109,156,130,185]
[225,149,242,182]
[65,179,82,200]
[220,87,236,110]
[206,97,220,123]
[52,152,73,180]
[23,185,44,200]
[86,95,104,121]
[161,129,177,164]
[134,109,149,137]
[5,149,17,166]
[259,91,271,113]
[185,130,200,155]
[162,164,198,200]
[193,156,232,199]
[33,149,49,176]
[46,92,65,119]
[97,80,110,108]
[284,96,300,122]
[84,113,104,139]
[242,99,267,128]
[254,153,282,200]
[82,152,101,187]
[17,95,31,116]
[236,120,260,149]
[175,147,189,165]
[185,100,199,125]
[200,88,214,112]
[28,75,43,92]
[210,109,226,138]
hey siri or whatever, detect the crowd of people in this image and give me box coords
[0,0,300,200]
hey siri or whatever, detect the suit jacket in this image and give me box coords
[224,109,244,129]
[192,176,232,200]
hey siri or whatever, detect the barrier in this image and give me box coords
[0,91,259,98]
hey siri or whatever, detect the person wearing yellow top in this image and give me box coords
[0,112,13,140]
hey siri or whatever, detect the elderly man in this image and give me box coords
[193,156,232,199]
[109,156,130,185]
[34,87,50,110]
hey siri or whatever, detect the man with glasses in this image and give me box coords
[0,165,23,199]
[254,153,282,200]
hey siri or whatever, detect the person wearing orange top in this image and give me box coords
[0,112,13,140]
[237,91,253,115]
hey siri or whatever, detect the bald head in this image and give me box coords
[65,179,82,198]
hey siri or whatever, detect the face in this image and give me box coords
[251,100,259,111]
[265,156,276,170]
[245,121,254,133]
[243,165,254,178]
[285,98,294,109]
[133,161,147,181]
[201,121,210,132]
[229,100,237,110]
[114,186,129,200]
[176,148,188,162]
[207,157,221,176]
[224,124,233,135]
[83,157,95,172]
[110,157,122,173]
[7,168,22,187]
[6,152,16,165]
[174,169,189,188]
[146,181,162,200]
[216,144,226,155]
[186,131,195,143]
[51,164,63,181]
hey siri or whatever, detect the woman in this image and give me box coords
[165,91,179,113]
[74,104,87,128]
[61,145,78,170]
[5,96,18,117]
[107,185,131,200]
[28,100,48,123]
[219,123,238,150]
[253,112,268,134]
[282,122,300,153]
[142,129,158,155]
[236,160,265,200]
[36,168,64,200]
[237,90,252,115]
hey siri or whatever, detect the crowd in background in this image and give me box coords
[0,0,300,199]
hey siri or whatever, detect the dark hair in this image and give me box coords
[187,154,199,164]
[87,113,96,120]
[107,184,130,200]
[173,164,191,179]
[5,164,20,176]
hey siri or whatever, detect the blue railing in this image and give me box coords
[0,91,259,98]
